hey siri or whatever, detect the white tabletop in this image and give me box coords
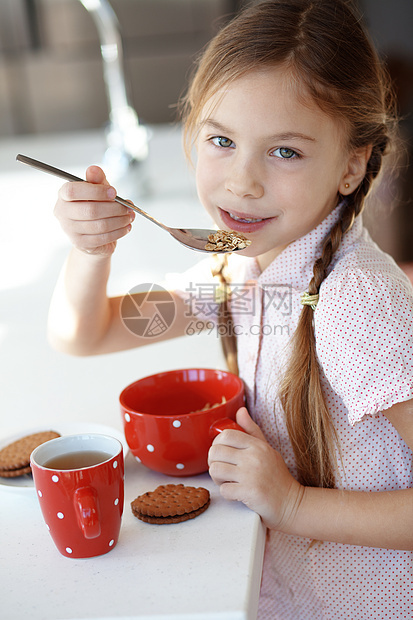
[0,127,265,619]
[0,451,265,620]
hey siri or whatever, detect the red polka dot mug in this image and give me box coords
[31,434,124,558]
[119,368,245,476]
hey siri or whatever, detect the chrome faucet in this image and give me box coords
[79,0,149,179]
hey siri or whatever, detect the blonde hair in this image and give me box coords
[180,0,397,488]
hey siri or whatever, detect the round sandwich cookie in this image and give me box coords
[0,431,61,478]
[131,483,210,524]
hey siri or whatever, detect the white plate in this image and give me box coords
[0,422,127,493]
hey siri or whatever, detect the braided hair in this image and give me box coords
[280,138,391,488]
[180,0,397,488]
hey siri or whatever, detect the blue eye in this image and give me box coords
[273,147,297,159]
[211,136,235,148]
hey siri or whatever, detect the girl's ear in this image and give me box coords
[339,144,373,195]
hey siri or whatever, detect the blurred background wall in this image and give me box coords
[0,0,242,134]
[358,0,413,264]
[0,0,411,260]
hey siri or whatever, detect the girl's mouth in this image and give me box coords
[218,207,274,233]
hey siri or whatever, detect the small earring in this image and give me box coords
[344,183,350,189]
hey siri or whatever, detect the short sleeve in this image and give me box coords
[315,267,413,426]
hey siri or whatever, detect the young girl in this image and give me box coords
[49,1,413,617]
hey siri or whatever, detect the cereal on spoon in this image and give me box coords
[205,230,251,252]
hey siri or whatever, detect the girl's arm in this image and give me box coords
[208,400,413,550]
[47,249,192,355]
[48,166,193,355]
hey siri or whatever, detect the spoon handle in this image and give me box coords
[16,154,84,183]
[16,154,167,232]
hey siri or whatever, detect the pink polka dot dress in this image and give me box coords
[175,206,413,619]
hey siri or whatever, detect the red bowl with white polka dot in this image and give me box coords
[31,434,124,558]
[120,368,245,476]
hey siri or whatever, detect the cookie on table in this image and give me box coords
[0,431,60,478]
[131,483,210,524]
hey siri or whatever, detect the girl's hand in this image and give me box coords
[54,165,135,256]
[208,407,304,531]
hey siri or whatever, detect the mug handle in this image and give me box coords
[209,417,245,439]
[74,487,101,539]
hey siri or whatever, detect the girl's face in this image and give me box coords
[195,66,365,270]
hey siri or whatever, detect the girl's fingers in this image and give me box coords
[64,213,134,236]
[208,443,240,467]
[235,407,267,441]
[218,482,243,502]
[53,164,136,256]
[73,224,132,251]
[85,165,110,185]
[58,181,117,204]
[55,199,132,223]
[211,427,253,450]
[208,461,239,486]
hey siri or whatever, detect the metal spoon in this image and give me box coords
[16,154,245,254]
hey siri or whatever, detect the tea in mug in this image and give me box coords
[44,450,112,470]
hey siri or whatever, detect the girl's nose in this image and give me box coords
[224,157,264,199]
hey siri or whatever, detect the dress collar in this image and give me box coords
[243,204,364,290]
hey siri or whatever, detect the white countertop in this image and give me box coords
[0,451,265,620]
[0,126,265,619]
